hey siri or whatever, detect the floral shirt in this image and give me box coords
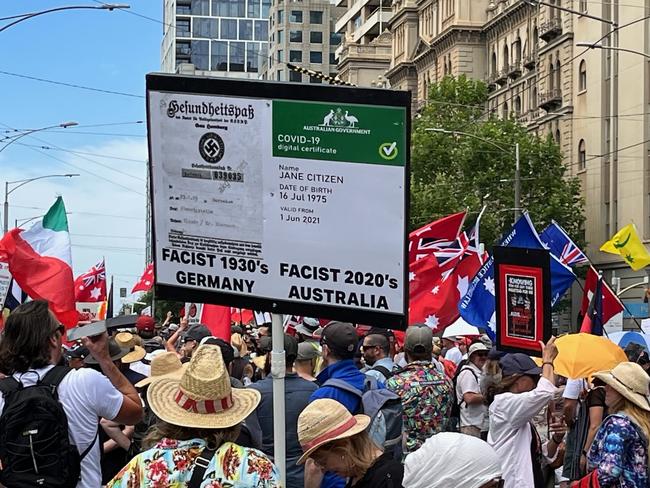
[106,438,281,488]
[385,361,453,454]
[587,414,649,488]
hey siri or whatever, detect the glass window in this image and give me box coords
[211,41,228,70]
[177,3,191,15]
[290,30,302,42]
[190,40,209,69]
[176,40,191,56]
[290,50,302,62]
[213,0,245,17]
[310,51,322,63]
[278,10,284,22]
[277,49,284,62]
[239,19,253,39]
[254,20,268,40]
[309,10,323,24]
[176,17,191,37]
[193,18,218,38]
[191,0,210,15]
[278,29,284,43]
[247,42,260,72]
[329,52,336,65]
[247,0,261,17]
[579,60,587,91]
[230,42,245,71]
[310,75,322,83]
[221,19,238,39]
[262,0,271,17]
[578,139,586,170]
[277,69,285,81]
[290,71,302,82]
[330,32,341,45]
[310,31,322,43]
[290,10,303,22]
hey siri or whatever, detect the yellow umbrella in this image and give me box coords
[553,333,628,379]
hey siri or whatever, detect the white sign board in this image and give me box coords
[184,302,204,325]
[147,75,409,328]
[0,262,12,310]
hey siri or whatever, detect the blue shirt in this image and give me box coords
[249,373,318,488]
[310,360,367,488]
[364,357,395,384]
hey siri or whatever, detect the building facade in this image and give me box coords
[162,0,270,78]
[264,0,344,82]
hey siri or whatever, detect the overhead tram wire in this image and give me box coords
[12,204,145,221]
[14,143,147,163]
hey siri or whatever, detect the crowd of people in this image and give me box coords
[1,300,650,487]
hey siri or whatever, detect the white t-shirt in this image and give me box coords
[0,365,124,488]
[456,362,488,430]
[563,378,586,400]
[445,346,463,365]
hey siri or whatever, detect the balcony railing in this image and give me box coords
[496,69,508,85]
[523,51,537,69]
[539,17,562,42]
[517,111,529,124]
[508,62,522,79]
[538,89,562,110]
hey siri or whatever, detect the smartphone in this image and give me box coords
[66,320,107,342]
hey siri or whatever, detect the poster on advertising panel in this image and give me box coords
[146,74,409,329]
[494,246,551,355]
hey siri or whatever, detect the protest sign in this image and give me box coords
[494,246,551,354]
[0,262,12,310]
[146,74,409,328]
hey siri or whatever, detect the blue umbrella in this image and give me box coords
[608,331,650,352]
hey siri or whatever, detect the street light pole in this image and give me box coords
[0,121,78,155]
[3,174,80,234]
[425,128,521,222]
[0,4,130,33]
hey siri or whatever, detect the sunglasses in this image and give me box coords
[361,344,380,351]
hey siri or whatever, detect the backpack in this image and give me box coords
[0,366,95,488]
[450,363,479,430]
[322,376,403,458]
[368,364,393,381]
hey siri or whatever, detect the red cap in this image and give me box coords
[136,315,155,332]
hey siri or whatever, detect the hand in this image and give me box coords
[540,336,559,364]
[179,317,189,331]
[549,418,567,441]
[82,332,111,363]
[166,311,172,320]
[580,454,587,473]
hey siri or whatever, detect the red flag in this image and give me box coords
[201,304,231,341]
[410,251,483,331]
[132,263,154,293]
[230,308,254,324]
[74,260,107,302]
[409,211,466,263]
[580,266,623,325]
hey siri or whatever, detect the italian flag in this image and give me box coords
[0,197,78,326]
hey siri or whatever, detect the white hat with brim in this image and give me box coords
[297,398,371,465]
[593,362,650,412]
[147,344,261,429]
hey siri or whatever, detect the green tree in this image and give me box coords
[133,290,184,322]
[411,75,585,248]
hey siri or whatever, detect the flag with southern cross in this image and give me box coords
[540,221,589,267]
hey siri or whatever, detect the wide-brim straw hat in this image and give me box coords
[115,331,146,364]
[593,361,650,412]
[297,398,370,464]
[147,344,260,429]
[135,351,189,388]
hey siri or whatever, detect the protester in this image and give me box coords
[296,317,324,371]
[577,379,606,476]
[135,314,156,340]
[202,336,244,387]
[442,336,463,365]
[386,324,453,455]
[298,398,404,488]
[487,339,564,488]
[578,362,650,487]
[114,331,148,385]
[362,331,394,383]
[107,344,281,487]
[0,300,143,488]
[249,333,318,487]
[295,341,321,383]
[455,342,489,438]
[64,342,89,369]
[560,378,587,484]
[403,432,503,488]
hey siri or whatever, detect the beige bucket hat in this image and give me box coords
[147,344,260,429]
[115,332,146,364]
[135,351,188,388]
[593,361,650,412]
[297,398,371,465]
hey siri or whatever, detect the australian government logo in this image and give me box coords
[303,108,371,135]
[198,132,225,163]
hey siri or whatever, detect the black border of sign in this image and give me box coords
[493,246,552,355]
[145,73,411,330]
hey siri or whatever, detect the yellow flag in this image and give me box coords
[600,223,650,271]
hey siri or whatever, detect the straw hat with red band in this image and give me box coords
[135,351,188,388]
[147,344,260,429]
[297,398,371,464]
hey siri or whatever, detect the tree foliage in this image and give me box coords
[133,290,184,322]
[411,75,585,248]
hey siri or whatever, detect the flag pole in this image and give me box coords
[271,312,286,486]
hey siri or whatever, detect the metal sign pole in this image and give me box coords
[270,312,286,486]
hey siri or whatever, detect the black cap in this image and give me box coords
[259,336,273,353]
[500,353,542,376]
[182,324,211,343]
[285,334,298,362]
[321,321,357,359]
[65,343,89,360]
[202,337,235,365]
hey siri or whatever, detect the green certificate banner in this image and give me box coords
[272,100,406,166]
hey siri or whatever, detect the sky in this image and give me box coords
[1,1,163,310]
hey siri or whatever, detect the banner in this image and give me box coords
[0,262,12,311]
[147,75,409,328]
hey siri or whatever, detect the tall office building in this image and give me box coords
[265,0,344,82]
[162,0,270,77]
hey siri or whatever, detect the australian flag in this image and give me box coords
[459,213,576,339]
[540,221,589,267]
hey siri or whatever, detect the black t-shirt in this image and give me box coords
[345,452,404,488]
